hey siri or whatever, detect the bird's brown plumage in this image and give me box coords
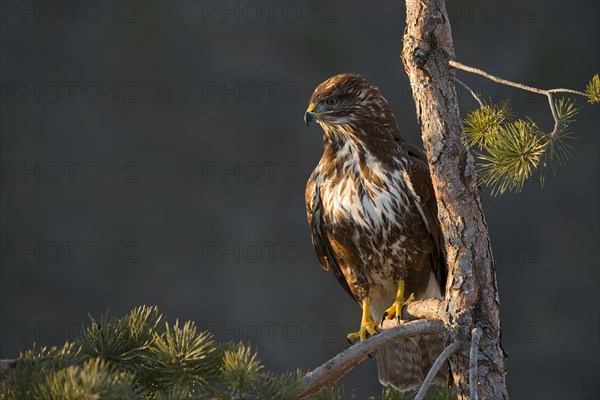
[304,73,447,391]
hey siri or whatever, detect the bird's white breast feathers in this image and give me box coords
[318,139,408,233]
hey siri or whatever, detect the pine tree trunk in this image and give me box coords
[401,1,508,398]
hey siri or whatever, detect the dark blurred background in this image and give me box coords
[0,1,598,399]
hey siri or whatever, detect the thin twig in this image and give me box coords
[449,60,587,136]
[455,78,484,108]
[548,88,587,96]
[298,320,445,399]
[469,327,483,400]
[415,340,462,400]
[449,61,587,97]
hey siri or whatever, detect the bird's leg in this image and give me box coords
[347,298,378,343]
[382,279,415,321]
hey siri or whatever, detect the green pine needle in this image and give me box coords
[462,94,584,195]
[33,358,137,400]
[220,342,263,391]
[256,372,302,400]
[554,97,580,126]
[0,306,459,400]
[145,319,218,392]
[477,119,547,195]
[218,343,301,399]
[550,98,578,163]
[585,74,600,104]
[463,100,513,149]
[536,98,578,186]
[77,305,163,366]
[4,342,83,399]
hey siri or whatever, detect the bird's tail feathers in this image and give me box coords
[376,334,448,392]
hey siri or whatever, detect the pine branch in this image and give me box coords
[0,303,459,400]
[449,61,587,96]
[451,60,598,194]
[297,298,444,398]
[449,60,590,137]
[298,320,446,400]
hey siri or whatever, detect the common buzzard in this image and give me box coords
[304,73,447,391]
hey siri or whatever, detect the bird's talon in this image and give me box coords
[347,320,378,342]
[384,280,415,321]
[381,311,389,324]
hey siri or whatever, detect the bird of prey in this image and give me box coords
[304,73,448,391]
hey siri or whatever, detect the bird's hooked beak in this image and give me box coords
[304,103,316,126]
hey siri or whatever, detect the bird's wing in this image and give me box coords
[403,142,447,289]
[306,172,357,302]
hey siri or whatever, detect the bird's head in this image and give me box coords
[304,73,395,131]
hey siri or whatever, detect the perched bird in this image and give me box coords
[304,73,448,391]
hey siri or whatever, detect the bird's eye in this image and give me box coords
[326,97,338,106]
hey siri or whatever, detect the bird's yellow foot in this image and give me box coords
[347,298,379,343]
[383,280,415,321]
[347,320,378,342]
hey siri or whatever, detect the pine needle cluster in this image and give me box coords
[461,74,600,195]
[463,98,579,195]
[0,306,298,399]
[0,306,456,400]
[585,74,600,104]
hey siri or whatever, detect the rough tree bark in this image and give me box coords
[402,1,508,399]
